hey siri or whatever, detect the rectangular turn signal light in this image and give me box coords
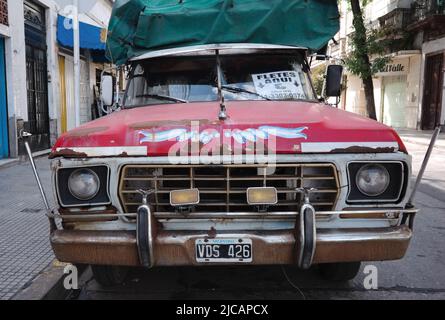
[247,187,278,205]
[170,189,200,206]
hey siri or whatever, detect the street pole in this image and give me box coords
[73,0,81,127]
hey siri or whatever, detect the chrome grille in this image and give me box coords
[119,164,340,213]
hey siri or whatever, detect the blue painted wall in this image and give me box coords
[0,38,9,159]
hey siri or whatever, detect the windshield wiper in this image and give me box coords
[136,94,188,104]
[221,85,271,101]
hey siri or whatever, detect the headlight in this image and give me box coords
[355,164,390,197]
[68,169,100,200]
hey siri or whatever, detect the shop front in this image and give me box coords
[375,54,421,129]
[343,53,421,129]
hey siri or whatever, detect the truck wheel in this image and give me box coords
[91,265,128,287]
[318,262,361,281]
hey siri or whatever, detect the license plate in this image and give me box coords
[195,239,253,263]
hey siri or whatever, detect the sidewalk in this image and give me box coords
[397,129,445,203]
[0,157,55,300]
[397,129,445,149]
[0,149,52,170]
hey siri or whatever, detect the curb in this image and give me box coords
[0,158,20,170]
[402,138,445,149]
[416,180,445,204]
[12,261,86,300]
[0,149,51,170]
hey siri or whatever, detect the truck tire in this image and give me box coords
[318,262,361,281]
[91,265,128,287]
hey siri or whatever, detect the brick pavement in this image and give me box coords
[0,157,55,300]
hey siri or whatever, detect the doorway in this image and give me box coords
[24,0,50,151]
[60,54,90,131]
[0,38,9,159]
[421,53,444,130]
[382,76,407,128]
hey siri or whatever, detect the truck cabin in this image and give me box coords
[120,45,319,111]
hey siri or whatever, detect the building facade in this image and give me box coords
[409,0,445,130]
[319,0,445,131]
[55,0,114,134]
[0,0,113,159]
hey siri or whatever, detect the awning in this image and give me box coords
[57,15,107,51]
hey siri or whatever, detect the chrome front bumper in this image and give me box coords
[50,208,416,268]
[50,226,413,267]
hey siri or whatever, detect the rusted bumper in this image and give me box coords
[50,226,412,267]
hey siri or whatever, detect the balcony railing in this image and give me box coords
[412,0,445,21]
[379,8,412,30]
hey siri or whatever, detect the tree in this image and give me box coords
[344,0,390,120]
[312,64,327,97]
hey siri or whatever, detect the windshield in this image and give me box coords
[124,53,316,108]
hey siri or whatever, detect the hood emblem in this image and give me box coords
[139,126,308,145]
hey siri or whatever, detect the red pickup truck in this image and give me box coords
[48,43,416,286]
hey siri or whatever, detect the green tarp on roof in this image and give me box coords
[106,0,340,65]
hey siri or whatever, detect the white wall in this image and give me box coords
[374,78,382,122]
[340,0,414,31]
[2,0,61,122]
[344,74,367,116]
[364,0,412,22]
[406,54,422,128]
[87,0,113,27]
[4,0,27,122]
[39,0,61,139]
[54,0,113,27]
[0,0,113,156]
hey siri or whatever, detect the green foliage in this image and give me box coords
[344,0,391,78]
[311,64,327,97]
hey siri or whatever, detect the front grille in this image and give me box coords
[119,164,340,213]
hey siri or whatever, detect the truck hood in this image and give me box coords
[50,101,406,158]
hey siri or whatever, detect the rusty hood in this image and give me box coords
[50,101,407,158]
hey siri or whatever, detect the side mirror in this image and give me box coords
[325,65,343,97]
[101,75,115,106]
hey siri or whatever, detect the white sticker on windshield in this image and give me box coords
[252,71,306,100]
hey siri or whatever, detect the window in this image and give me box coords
[124,52,315,108]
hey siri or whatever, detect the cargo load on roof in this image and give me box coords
[106,0,340,65]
